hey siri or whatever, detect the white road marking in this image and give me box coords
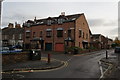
[67,58,73,62]
[98,61,104,79]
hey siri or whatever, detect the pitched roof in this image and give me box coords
[23,13,84,27]
[92,34,101,36]
[2,28,24,35]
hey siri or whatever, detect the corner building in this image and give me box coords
[23,13,91,51]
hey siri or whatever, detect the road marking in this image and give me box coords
[16,74,24,78]
[2,58,68,74]
[67,58,73,62]
[98,61,104,79]
[28,61,68,73]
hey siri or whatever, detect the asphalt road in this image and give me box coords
[3,49,114,78]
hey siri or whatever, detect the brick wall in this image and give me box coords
[2,52,29,65]
[75,14,90,48]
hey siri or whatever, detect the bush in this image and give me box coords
[66,46,83,53]
[88,46,97,50]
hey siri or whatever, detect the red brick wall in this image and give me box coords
[24,22,75,51]
[2,52,29,65]
[75,14,90,48]
[24,14,91,50]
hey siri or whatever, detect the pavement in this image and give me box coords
[3,50,106,78]
[99,51,120,79]
[2,57,65,73]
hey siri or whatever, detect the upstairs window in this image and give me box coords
[4,35,8,40]
[68,30,71,37]
[19,34,22,39]
[58,18,63,24]
[83,32,84,38]
[26,30,31,38]
[47,20,52,25]
[83,22,85,25]
[79,29,82,37]
[86,33,88,39]
[46,29,52,37]
[33,32,36,38]
[40,31,43,37]
[57,28,63,37]
[12,34,15,40]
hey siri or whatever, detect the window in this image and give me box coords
[26,30,31,38]
[33,32,36,38]
[40,31,43,37]
[57,28,63,37]
[79,30,82,37]
[57,30,63,37]
[79,42,80,47]
[19,34,22,39]
[46,31,52,37]
[68,30,71,37]
[83,32,84,38]
[12,34,15,39]
[86,33,88,39]
[4,35,8,40]
[58,18,63,24]
[83,22,85,25]
[26,32,30,38]
[47,20,52,25]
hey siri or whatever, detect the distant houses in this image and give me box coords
[2,12,113,51]
[2,23,24,48]
[90,34,113,49]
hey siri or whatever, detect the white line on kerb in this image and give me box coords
[98,61,104,79]
[67,58,72,62]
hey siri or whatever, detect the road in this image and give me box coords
[2,49,114,78]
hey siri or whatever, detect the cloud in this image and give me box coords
[1,21,9,28]
[103,20,117,26]
[109,27,118,35]
[88,19,117,27]
[88,19,104,26]
[2,12,36,27]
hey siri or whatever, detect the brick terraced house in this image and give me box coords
[23,13,92,51]
[90,34,111,49]
[2,23,24,47]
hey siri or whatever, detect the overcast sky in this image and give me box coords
[1,0,119,40]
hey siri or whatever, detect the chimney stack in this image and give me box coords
[15,24,21,28]
[15,22,21,28]
[61,12,65,16]
[8,23,14,28]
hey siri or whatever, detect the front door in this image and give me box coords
[45,43,52,51]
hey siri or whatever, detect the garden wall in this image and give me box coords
[2,52,29,65]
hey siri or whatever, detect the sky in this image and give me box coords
[1,0,119,40]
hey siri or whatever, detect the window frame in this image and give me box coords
[79,29,82,38]
[57,30,63,37]
[40,31,43,37]
[46,31,52,38]
[47,20,52,25]
[68,29,71,37]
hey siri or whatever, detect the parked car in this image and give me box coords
[1,47,10,53]
[114,47,120,53]
[0,47,23,54]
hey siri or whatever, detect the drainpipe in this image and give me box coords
[74,21,76,47]
[53,25,54,51]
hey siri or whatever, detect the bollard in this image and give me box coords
[48,53,51,64]
[106,50,108,59]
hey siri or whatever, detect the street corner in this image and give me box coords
[99,57,118,79]
[2,57,68,74]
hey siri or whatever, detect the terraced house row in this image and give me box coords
[2,13,113,51]
[23,13,92,51]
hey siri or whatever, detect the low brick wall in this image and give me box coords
[2,52,29,65]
